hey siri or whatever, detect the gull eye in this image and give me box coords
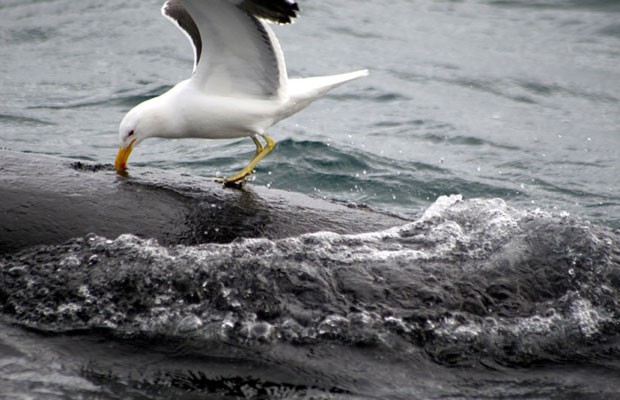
[128,130,135,137]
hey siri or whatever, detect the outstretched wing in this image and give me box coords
[161,0,202,72]
[161,0,299,99]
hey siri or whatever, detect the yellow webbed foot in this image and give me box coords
[221,134,275,185]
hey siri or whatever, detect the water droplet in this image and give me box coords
[177,315,203,333]
[60,256,80,268]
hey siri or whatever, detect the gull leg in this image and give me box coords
[250,135,264,163]
[216,135,263,184]
[223,134,275,184]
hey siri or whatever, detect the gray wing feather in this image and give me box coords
[161,0,203,70]
[179,0,294,98]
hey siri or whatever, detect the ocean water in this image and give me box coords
[1,0,620,399]
[2,0,618,225]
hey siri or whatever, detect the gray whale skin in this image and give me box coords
[0,149,407,254]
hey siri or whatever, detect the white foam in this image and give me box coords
[421,194,463,221]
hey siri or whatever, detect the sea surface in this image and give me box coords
[1,0,620,399]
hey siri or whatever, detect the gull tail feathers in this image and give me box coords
[285,69,369,115]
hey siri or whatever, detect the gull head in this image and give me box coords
[115,100,168,173]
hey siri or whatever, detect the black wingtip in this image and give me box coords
[238,0,300,24]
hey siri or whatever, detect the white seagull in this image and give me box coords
[115,0,368,184]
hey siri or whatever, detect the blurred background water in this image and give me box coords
[2,0,618,226]
[1,1,620,399]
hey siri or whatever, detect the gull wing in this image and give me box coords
[161,0,202,72]
[234,0,299,24]
[161,0,299,99]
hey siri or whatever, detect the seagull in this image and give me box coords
[115,0,368,184]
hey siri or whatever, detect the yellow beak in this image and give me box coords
[114,139,136,172]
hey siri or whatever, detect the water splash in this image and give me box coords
[2,196,618,367]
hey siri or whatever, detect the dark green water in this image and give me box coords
[1,0,620,399]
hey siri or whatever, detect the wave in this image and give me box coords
[2,195,618,368]
[247,138,524,215]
